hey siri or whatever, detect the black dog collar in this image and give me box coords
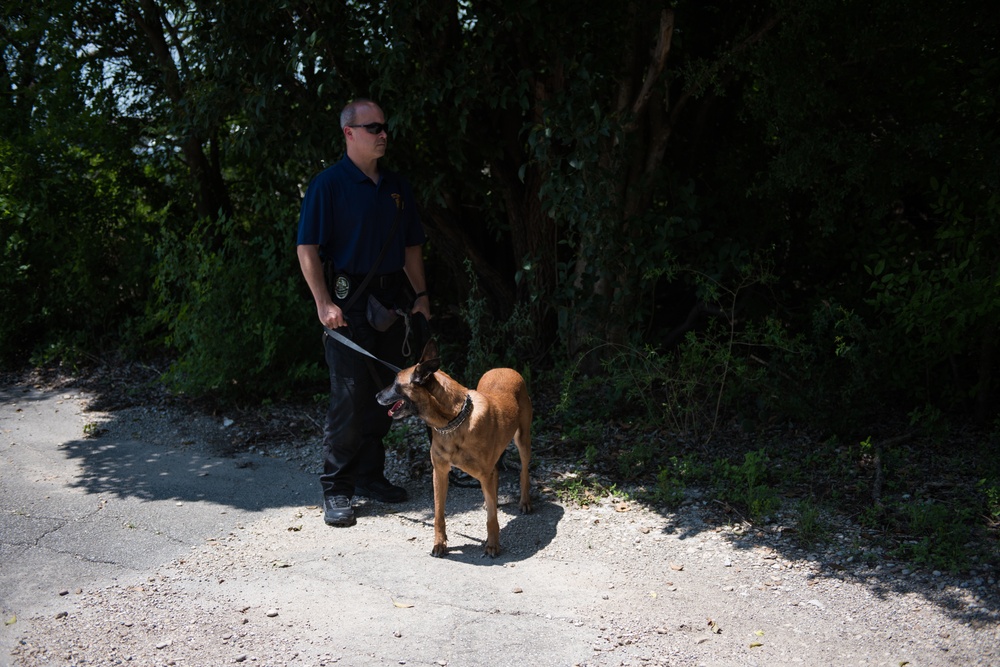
[434,394,473,434]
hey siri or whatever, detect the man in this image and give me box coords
[297,99,431,527]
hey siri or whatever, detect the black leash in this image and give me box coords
[322,310,431,374]
[323,325,402,373]
[324,314,508,489]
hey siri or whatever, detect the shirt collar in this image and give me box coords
[341,153,380,185]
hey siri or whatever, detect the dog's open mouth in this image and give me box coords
[387,399,406,418]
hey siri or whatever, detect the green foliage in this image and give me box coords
[713,449,781,523]
[652,455,709,508]
[145,212,319,398]
[771,300,883,431]
[864,177,1000,412]
[979,479,1000,524]
[4,0,998,439]
[0,135,153,365]
[551,473,620,507]
[558,258,784,443]
[794,498,830,547]
[460,259,534,384]
[890,500,975,573]
[617,438,659,479]
[383,417,425,453]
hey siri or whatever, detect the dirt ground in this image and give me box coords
[2,370,998,666]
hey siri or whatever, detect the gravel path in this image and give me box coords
[2,382,998,666]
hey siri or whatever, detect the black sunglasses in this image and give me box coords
[348,122,389,135]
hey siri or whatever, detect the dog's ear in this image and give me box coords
[420,339,439,363]
[413,356,441,385]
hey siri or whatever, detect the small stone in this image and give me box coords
[155,641,171,649]
[234,655,247,663]
[512,587,523,594]
[265,609,279,617]
[54,611,68,619]
[58,590,69,596]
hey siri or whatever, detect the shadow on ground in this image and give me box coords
[367,466,565,564]
[653,486,1000,631]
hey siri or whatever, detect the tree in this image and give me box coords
[2,0,996,424]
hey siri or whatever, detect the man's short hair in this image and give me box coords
[340,98,376,130]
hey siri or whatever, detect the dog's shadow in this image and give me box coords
[449,495,563,565]
[393,482,564,564]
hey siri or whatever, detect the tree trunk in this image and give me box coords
[129,0,232,220]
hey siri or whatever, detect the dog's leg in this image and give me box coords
[514,417,533,515]
[431,454,450,557]
[480,466,501,557]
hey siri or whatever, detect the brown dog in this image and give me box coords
[376,340,532,557]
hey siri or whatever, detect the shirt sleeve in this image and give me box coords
[297,172,331,247]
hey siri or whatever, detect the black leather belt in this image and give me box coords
[330,270,404,308]
[352,271,403,291]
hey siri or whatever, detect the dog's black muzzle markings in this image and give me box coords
[376,382,412,420]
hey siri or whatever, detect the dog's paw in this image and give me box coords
[519,500,533,514]
[484,543,501,558]
[430,543,448,557]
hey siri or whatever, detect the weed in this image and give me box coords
[887,499,975,572]
[713,448,780,523]
[979,479,1000,523]
[794,498,829,546]
[460,259,534,384]
[617,439,658,478]
[652,467,687,507]
[83,421,110,438]
[552,474,618,506]
[651,454,709,508]
[556,420,605,459]
[384,418,426,453]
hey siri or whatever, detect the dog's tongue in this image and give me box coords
[388,400,404,417]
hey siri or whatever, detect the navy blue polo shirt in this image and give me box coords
[297,155,426,275]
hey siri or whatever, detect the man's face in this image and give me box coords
[345,104,387,162]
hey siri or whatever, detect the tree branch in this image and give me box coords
[626,8,674,128]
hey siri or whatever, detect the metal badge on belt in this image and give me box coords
[334,275,351,300]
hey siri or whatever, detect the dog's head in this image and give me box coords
[376,339,441,420]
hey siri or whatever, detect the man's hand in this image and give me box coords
[410,294,431,321]
[297,245,347,329]
[319,301,348,329]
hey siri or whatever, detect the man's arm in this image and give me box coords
[297,244,347,328]
[404,244,431,319]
